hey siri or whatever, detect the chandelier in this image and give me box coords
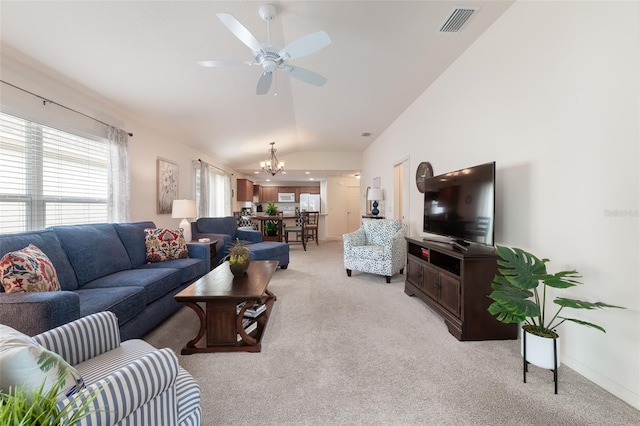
[260,142,285,176]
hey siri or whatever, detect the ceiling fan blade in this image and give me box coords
[256,71,273,95]
[216,13,264,54]
[282,66,328,87]
[279,31,331,60]
[197,60,254,68]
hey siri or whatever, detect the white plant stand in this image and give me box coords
[522,329,560,394]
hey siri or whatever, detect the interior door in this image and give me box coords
[394,158,410,224]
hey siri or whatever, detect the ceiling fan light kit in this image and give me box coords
[199,4,331,95]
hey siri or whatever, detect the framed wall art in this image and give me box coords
[157,158,178,214]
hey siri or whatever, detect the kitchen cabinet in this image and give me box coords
[277,186,296,195]
[259,186,278,203]
[295,185,320,201]
[298,186,320,194]
[236,179,254,202]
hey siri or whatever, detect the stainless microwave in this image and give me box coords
[278,193,296,203]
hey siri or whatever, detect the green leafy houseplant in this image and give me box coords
[265,202,277,216]
[222,239,250,276]
[264,221,278,235]
[0,353,102,425]
[226,239,250,265]
[488,246,624,338]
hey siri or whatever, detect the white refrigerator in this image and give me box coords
[299,193,320,212]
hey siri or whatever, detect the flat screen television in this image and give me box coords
[423,161,495,247]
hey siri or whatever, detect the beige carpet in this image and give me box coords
[145,240,640,425]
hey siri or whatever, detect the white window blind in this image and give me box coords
[0,112,109,233]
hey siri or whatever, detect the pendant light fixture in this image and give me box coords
[260,142,284,176]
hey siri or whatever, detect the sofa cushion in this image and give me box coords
[75,287,146,326]
[350,245,385,261]
[362,219,403,246]
[81,268,182,305]
[144,228,189,263]
[0,324,84,399]
[247,242,290,265]
[52,224,132,286]
[114,221,157,267]
[195,217,238,236]
[0,229,78,291]
[136,258,206,284]
[1,244,61,293]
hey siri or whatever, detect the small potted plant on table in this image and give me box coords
[224,239,250,276]
[487,246,624,393]
[265,202,277,216]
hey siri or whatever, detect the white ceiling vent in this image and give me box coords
[440,7,478,33]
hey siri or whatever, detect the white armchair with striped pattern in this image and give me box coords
[33,311,201,426]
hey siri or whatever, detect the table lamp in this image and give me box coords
[172,199,197,242]
[367,188,383,216]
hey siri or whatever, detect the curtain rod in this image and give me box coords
[197,159,233,176]
[1,79,133,137]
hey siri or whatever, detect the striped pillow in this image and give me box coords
[0,324,84,399]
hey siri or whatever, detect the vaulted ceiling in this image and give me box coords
[0,1,513,182]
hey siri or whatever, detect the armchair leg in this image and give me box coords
[346,269,352,277]
[385,276,391,283]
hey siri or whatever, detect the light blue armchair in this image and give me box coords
[343,219,408,283]
[33,311,201,425]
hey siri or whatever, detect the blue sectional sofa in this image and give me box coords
[0,221,209,340]
[191,216,289,269]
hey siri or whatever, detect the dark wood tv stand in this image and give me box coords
[404,237,517,341]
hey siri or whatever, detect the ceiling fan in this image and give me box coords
[198,4,331,95]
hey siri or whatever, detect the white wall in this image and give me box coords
[364,0,639,408]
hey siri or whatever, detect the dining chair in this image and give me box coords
[284,211,307,251]
[304,211,319,246]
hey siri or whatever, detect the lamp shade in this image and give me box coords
[172,199,196,242]
[367,188,383,201]
[171,200,197,218]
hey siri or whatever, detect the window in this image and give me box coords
[195,162,231,218]
[0,112,109,233]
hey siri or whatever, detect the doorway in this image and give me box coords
[346,185,361,233]
[393,158,410,224]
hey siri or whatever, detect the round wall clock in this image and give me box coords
[415,162,433,193]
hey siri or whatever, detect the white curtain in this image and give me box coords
[107,126,130,222]
[195,160,231,218]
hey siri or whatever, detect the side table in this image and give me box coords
[191,240,218,271]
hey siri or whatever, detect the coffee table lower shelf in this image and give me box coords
[180,291,276,354]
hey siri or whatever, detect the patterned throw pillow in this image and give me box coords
[0,244,61,293]
[144,228,189,263]
[0,324,85,399]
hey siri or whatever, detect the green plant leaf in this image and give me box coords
[558,317,606,333]
[487,275,540,323]
[495,246,548,290]
[554,298,624,310]
[543,270,582,289]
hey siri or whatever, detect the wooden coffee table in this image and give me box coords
[174,260,278,354]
